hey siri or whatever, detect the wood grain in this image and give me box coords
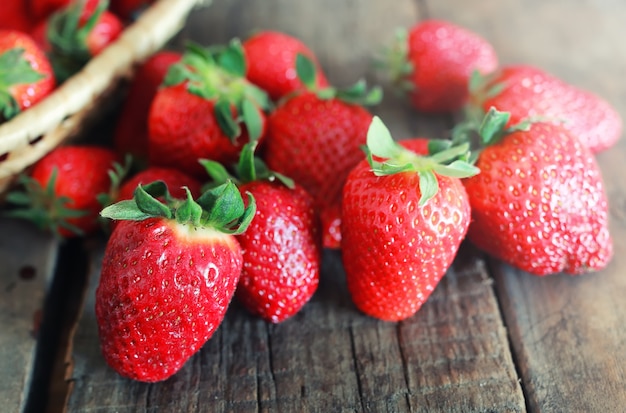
[0,218,58,413]
[427,0,626,411]
[66,243,523,412]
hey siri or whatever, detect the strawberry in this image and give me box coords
[97,180,255,382]
[263,56,381,249]
[5,145,119,237]
[202,143,321,323]
[113,51,181,162]
[471,65,622,153]
[0,30,55,121]
[116,166,201,202]
[37,0,124,82]
[1,0,36,32]
[242,30,329,101]
[28,0,71,24]
[341,117,477,321]
[148,40,270,178]
[382,19,498,113]
[460,108,613,275]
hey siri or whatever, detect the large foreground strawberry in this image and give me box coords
[97,181,255,382]
[472,65,622,153]
[341,117,478,321]
[462,109,613,275]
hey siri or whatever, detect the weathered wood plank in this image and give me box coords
[66,244,523,412]
[427,0,626,411]
[0,218,59,413]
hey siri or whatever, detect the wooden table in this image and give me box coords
[2,0,625,412]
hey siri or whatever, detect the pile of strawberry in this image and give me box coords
[3,19,621,383]
[0,0,154,124]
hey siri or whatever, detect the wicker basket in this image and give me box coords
[0,0,206,194]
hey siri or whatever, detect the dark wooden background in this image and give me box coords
[1,0,625,412]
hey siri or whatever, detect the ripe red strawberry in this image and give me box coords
[242,30,329,101]
[472,65,622,153]
[35,0,124,82]
[113,51,181,161]
[148,41,270,178]
[461,109,613,275]
[116,166,201,202]
[28,0,71,24]
[97,180,255,382]
[263,57,381,249]
[0,30,55,121]
[1,0,36,32]
[202,143,321,323]
[341,117,477,321]
[5,145,119,237]
[383,19,498,113]
[235,180,320,322]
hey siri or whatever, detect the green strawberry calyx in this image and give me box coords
[96,154,134,208]
[164,40,270,143]
[451,106,534,160]
[0,47,46,120]
[374,27,414,94]
[100,180,256,235]
[467,69,505,106]
[199,141,295,189]
[365,116,480,206]
[3,168,90,237]
[296,53,382,106]
[47,0,108,82]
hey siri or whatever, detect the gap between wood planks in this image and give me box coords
[483,257,533,413]
[25,239,90,413]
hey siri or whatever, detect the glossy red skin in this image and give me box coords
[320,204,342,249]
[116,166,202,201]
[341,139,471,321]
[235,181,320,323]
[33,1,123,57]
[463,122,613,275]
[113,51,181,160]
[31,145,118,237]
[1,0,35,32]
[96,218,242,382]
[148,83,266,178]
[0,30,55,112]
[480,65,622,153]
[30,21,51,53]
[405,19,498,113]
[84,10,123,56]
[263,92,372,249]
[243,30,329,101]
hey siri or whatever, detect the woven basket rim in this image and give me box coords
[0,0,202,190]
